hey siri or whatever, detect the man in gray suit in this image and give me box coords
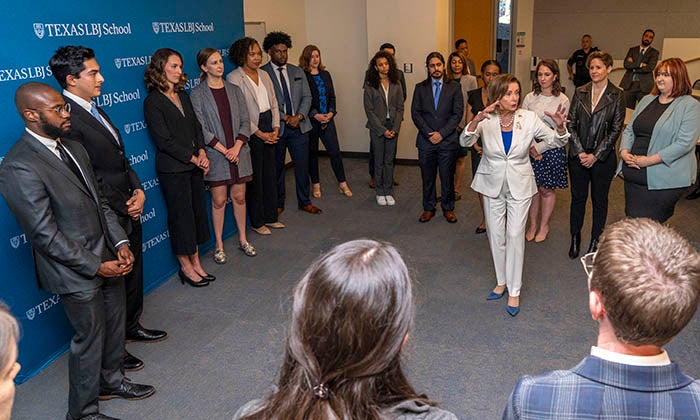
[0,83,154,420]
[261,31,322,214]
[620,29,660,109]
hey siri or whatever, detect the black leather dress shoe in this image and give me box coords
[569,233,581,259]
[123,351,144,371]
[77,414,122,420]
[686,188,700,200]
[125,325,168,343]
[99,378,156,401]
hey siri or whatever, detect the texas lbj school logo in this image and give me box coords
[114,58,122,69]
[26,295,61,320]
[10,233,28,249]
[152,22,160,34]
[33,23,45,39]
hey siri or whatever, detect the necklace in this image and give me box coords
[498,112,514,128]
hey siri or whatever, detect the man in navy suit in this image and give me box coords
[411,52,463,223]
[261,31,321,215]
[49,46,167,373]
[503,218,700,419]
[0,83,155,420]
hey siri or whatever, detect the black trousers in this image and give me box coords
[418,144,457,212]
[309,119,346,184]
[568,155,616,240]
[123,219,143,333]
[158,169,210,255]
[62,278,125,419]
[623,81,646,109]
[246,136,278,227]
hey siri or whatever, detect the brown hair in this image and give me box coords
[591,218,700,346]
[586,50,613,69]
[229,37,260,68]
[533,59,562,96]
[446,52,468,79]
[299,45,325,72]
[196,47,219,81]
[144,48,187,93]
[487,74,522,108]
[239,239,433,420]
[651,57,692,97]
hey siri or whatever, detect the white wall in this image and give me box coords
[305,0,368,156]
[245,0,452,159]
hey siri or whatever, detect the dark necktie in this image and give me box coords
[56,141,88,190]
[278,67,293,116]
[434,81,441,110]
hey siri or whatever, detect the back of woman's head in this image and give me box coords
[0,303,19,374]
[242,239,424,420]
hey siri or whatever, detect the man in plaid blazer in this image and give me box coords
[503,218,700,419]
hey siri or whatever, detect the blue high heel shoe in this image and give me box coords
[506,305,520,317]
[486,288,506,300]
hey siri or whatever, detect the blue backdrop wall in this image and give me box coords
[0,2,245,383]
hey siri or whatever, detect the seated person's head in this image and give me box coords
[244,239,427,420]
[0,304,20,420]
[590,218,700,347]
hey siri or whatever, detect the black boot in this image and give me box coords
[586,238,599,254]
[569,233,581,259]
[687,188,700,200]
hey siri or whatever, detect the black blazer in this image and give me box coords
[620,46,660,93]
[0,134,127,294]
[567,80,626,162]
[305,70,337,120]
[63,95,141,223]
[144,90,206,173]
[410,78,464,150]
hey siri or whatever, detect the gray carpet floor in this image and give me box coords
[12,156,700,420]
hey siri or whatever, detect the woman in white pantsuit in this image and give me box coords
[460,74,569,316]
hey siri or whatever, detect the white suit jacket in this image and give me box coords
[459,109,569,200]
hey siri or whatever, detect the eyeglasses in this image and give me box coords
[30,103,71,115]
[580,252,597,279]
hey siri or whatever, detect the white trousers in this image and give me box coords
[482,179,532,297]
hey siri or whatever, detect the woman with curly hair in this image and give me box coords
[233,239,458,420]
[363,51,404,206]
[143,48,213,287]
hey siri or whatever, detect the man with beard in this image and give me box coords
[411,52,464,223]
[620,29,660,109]
[0,83,155,420]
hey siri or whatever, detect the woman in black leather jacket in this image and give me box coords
[566,51,625,259]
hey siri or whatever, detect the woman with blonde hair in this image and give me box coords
[0,304,20,420]
[461,74,569,316]
[233,240,457,420]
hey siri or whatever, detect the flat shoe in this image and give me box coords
[239,242,257,257]
[252,225,271,235]
[376,195,387,206]
[213,249,227,264]
[265,222,285,229]
[385,195,395,206]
